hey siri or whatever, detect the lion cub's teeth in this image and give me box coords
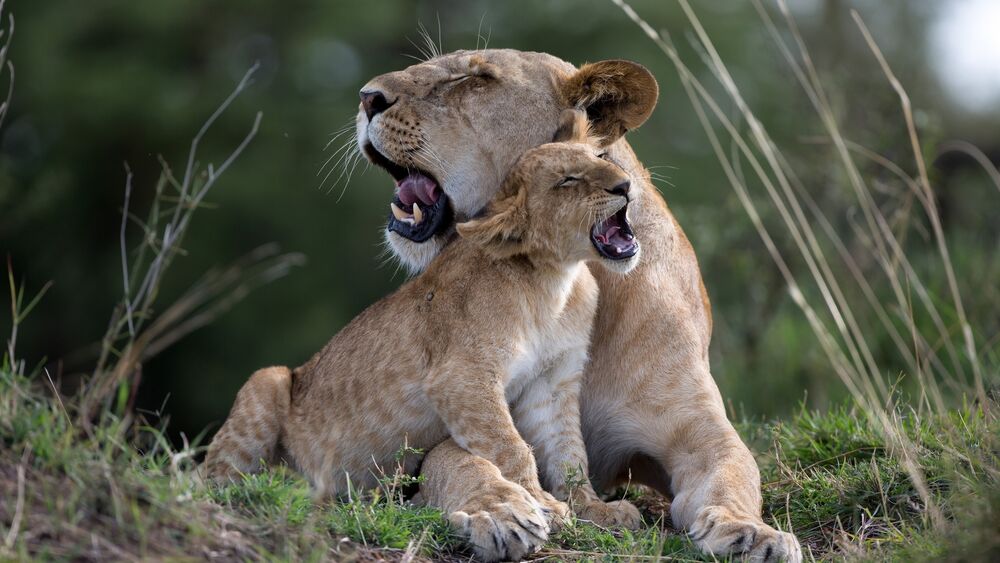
[391,202,412,222]
[412,203,424,224]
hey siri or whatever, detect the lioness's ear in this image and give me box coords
[562,60,658,146]
[552,109,590,143]
[456,188,529,258]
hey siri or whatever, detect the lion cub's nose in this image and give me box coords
[360,89,393,121]
[606,180,631,197]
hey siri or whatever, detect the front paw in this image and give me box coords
[528,488,572,531]
[447,480,549,562]
[576,498,642,529]
[689,505,802,562]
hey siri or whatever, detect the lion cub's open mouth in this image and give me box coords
[591,203,638,260]
[363,143,452,243]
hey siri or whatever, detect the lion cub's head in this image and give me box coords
[456,110,640,274]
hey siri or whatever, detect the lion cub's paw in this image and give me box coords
[576,498,642,529]
[689,505,802,562]
[448,481,549,562]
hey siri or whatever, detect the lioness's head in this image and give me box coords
[455,109,640,274]
[356,49,658,271]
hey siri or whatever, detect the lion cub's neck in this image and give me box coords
[489,248,588,316]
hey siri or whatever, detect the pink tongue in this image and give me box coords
[396,173,439,206]
[595,225,620,245]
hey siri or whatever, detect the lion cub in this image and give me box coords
[204,110,642,546]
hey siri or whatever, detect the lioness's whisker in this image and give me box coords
[405,35,433,62]
[317,135,358,179]
[319,140,361,193]
[420,144,451,178]
[323,120,358,151]
[335,148,366,202]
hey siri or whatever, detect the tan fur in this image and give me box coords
[204,113,644,561]
[203,366,291,479]
[354,50,802,562]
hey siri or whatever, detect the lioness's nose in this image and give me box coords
[606,180,631,197]
[359,89,393,120]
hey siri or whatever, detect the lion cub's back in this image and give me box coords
[282,282,444,492]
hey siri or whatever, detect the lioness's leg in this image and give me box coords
[203,366,292,481]
[419,439,549,562]
[424,360,569,522]
[585,366,801,562]
[512,357,641,529]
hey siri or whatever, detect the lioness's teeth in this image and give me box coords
[412,203,423,224]
[391,202,412,222]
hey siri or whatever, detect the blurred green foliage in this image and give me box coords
[1,0,997,442]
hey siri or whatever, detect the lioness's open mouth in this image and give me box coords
[591,203,638,260]
[363,143,452,243]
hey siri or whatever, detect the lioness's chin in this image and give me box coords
[597,245,641,275]
[385,229,450,274]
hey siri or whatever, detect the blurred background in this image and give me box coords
[1,0,997,443]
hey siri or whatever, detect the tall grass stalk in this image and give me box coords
[65,63,306,426]
[611,0,999,534]
[0,0,13,130]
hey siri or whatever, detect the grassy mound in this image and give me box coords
[3,360,995,561]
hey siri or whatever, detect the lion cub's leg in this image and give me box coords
[419,439,550,562]
[512,354,641,530]
[203,366,292,482]
[423,359,569,525]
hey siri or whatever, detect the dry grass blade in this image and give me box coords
[850,9,987,412]
[2,446,28,551]
[78,63,303,424]
[606,0,994,531]
[761,0,969,388]
[0,0,13,131]
[936,140,1000,195]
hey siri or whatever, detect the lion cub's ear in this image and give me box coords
[562,59,658,146]
[551,109,592,144]
[456,187,529,258]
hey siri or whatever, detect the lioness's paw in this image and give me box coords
[448,483,549,562]
[529,488,572,531]
[576,499,642,529]
[689,506,802,562]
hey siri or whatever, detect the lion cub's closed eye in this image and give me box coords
[456,109,640,273]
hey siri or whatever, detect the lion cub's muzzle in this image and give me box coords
[590,184,638,261]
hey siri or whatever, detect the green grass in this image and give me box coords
[3,356,996,561]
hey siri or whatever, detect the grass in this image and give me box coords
[3,351,997,560]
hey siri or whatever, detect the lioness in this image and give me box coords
[357,50,803,561]
[205,109,643,559]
